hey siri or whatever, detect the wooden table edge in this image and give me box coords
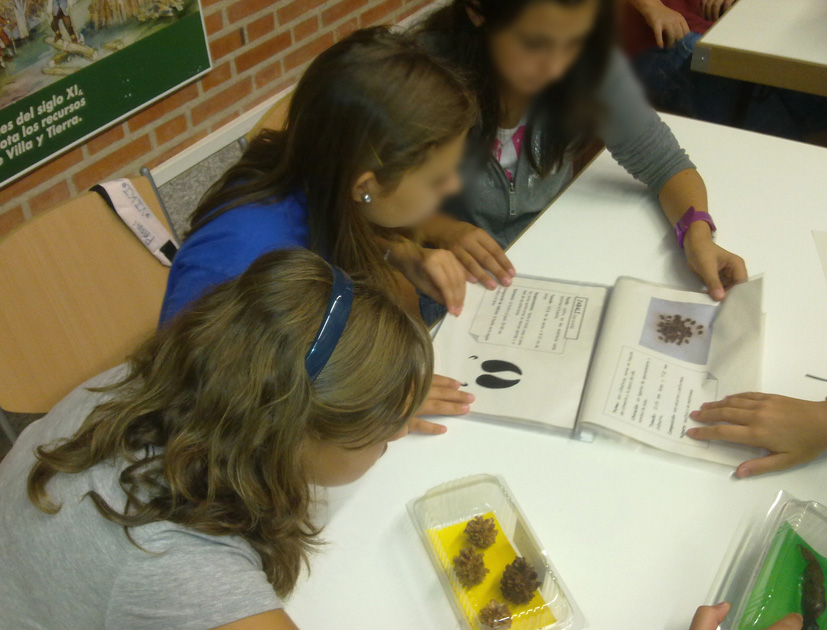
[692,40,827,98]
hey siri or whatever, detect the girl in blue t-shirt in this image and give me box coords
[162,27,478,434]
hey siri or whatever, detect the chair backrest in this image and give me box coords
[0,176,171,413]
[245,91,293,143]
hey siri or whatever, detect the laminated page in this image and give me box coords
[433,276,608,432]
[578,277,764,466]
[814,231,827,284]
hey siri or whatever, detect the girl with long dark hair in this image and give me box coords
[161,27,478,434]
[415,0,747,300]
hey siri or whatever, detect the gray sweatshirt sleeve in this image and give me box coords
[598,49,695,194]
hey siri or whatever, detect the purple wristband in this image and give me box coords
[675,206,716,249]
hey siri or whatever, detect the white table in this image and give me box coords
[286,114,827,630]
[692,0,827,97]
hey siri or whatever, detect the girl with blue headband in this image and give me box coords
[0,248,431,630]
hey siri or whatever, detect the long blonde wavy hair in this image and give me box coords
[27,248,433,597]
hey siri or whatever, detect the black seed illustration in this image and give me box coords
[476,374,521,389]
[481,360,522,375]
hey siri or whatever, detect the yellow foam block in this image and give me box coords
[429,512,556,630]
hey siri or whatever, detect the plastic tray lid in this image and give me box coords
[708,490,827,630]
[407,474,587,630]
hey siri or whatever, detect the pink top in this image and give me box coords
[492,118,527,182]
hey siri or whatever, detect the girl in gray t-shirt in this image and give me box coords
[0,248,433,630]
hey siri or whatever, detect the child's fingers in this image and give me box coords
[667,25,678,47]
[654,24,664,49]
[690,406,754,425]
[701,397,761,411]
[703,0,713,20]
[429,386,474,405]
[469,241,510,286]
[770,614,804,630]
[698,393,766,411]
[427,262,460,315]
[689,602,731,630]
[448,257,468,310]
[477,231,515,277]
[419,398,471,416]
[672,23,685,46]
[699,259,727,300]
[456,249,496,289]
[416,277,446,309]
[725,255,749,287]
[664,25,675,47]
[696,398,730,411]
[407,416,448,435]
[438,261,463,315]
[686,423,760,446]
[431,375,461,389]
[736,453,798,479]
[729,392,770,402]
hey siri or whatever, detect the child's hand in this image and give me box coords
[407,375,474,435]
[387,240,468,316]
[688,394,827,477]
[701,0,737,21]
[683,223,747,301]
[690,602,802,630]
[430,219,516,290]
[640,1,690,48]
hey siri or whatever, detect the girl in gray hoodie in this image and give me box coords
[414,0,747,303]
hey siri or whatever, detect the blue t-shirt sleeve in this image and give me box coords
[158,196,310,327]
[159,265,231,327]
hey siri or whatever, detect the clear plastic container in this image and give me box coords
[709,491,827,629]
[408,474,587,630]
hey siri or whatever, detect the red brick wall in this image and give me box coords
[0,0,433,237]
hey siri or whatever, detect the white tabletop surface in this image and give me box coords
[286,114,827,630]
[699,0,827,66]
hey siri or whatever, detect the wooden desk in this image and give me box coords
[692,0,827,97]
[286,114,827,630]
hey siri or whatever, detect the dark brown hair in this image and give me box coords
[27,248,433,597]
[189,27,477,287]
[418,0,614,175]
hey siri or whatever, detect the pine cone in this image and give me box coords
[500,557,540,605]
[479,599,512,630]
[452,546,489,588]
[464,515,498,549]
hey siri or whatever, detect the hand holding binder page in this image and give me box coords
[433,275,765,466]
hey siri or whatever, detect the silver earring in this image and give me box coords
[362,193,372,203]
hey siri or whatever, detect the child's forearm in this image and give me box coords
[658,168,710,226]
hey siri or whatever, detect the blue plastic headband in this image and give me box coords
[305,266,354,381]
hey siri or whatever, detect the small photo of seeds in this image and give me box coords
[656,314,704,346]
[639,297,717,365]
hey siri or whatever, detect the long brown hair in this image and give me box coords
[27,248,433,597]
[418,0,614,175]
[189,27,477,287]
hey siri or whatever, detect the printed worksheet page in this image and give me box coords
[433,276,608,432]
[578,276,764,465]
